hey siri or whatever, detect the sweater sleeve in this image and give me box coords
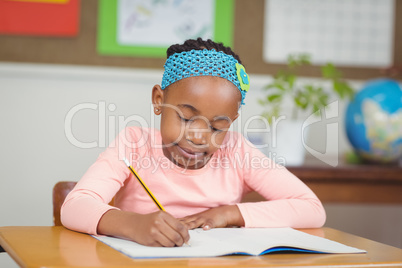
[60,129,133,235]
[235,135,326,228]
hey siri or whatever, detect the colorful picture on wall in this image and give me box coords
[7,0,69,3]
[98,0,234,58]
[0,0,80,36]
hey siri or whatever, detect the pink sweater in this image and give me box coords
[61,127,325,234]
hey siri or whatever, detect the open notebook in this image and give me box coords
[93,227,366,259]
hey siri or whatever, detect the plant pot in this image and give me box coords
[266,119,308,166]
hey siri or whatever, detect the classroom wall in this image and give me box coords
[1,0,402,80]
[0,63,401,268]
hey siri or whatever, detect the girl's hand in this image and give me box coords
[97,209,190,247]
[179,205,245,230]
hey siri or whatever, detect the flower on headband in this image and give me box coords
[236,63,250,92]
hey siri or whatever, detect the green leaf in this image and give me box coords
[298,54,312,65]
[275,70,288,79]
[294,93,308,109]
[333,80,345,98]
[287,53,311,68]
[304,84,314,93]
[345,85,354,99]
[274,82,287,92]
[333,80,354,99]
[313,104,321,113]
[319,95,329,107]
[267,94,282,102]
[263,84,278,90]
[286,74,296,89]
[257,99,266,106]
[297,85,330,112]
[322,63,341,79]
[287,54,297,68]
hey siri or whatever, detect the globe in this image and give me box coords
[345,79,402,164]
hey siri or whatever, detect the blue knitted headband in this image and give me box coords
[161,49,250,105]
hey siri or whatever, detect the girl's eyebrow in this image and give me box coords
[177,104,198,113]
[212,116,231,122]
[177,104,231,122]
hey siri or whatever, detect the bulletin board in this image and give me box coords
[0,0,401,80]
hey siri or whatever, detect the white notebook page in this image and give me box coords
[93,227,366,258]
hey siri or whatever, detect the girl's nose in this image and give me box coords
[186,130,208,146]
[185,118,211,146]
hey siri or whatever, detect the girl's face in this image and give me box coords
[152,76,241,169]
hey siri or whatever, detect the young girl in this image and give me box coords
[61,38,326,247]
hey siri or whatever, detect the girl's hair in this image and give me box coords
[166,38,242,65]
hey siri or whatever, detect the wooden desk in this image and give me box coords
[243,160,402,204]
[1,226,402,268]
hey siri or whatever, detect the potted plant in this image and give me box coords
[258,54,354,166]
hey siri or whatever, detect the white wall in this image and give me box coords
[0,62,400,266]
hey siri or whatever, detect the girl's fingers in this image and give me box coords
[202,219,215,230]
[163,215,190,246]
[151,229,177,247]
[181,216,208,230]
[183,220,199,230]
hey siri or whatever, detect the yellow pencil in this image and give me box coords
[123,158,166,211]
[123,158,190,246]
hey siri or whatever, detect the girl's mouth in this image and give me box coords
[176,145,205,160]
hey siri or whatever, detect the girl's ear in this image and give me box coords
[152,85,164,115]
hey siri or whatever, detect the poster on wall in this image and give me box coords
[7,0,69,3]
[263,0,395,67]
[98,0,234,58]
[0,0,80,36]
